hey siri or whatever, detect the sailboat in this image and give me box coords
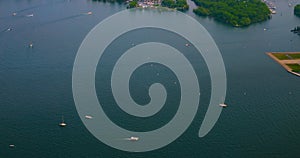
[59,116,67,127]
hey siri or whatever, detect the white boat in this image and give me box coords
[29,43,33,48]
[129,136,139,141]
[219,103,227,108]
[59,116,67,127]
[9,144,15,148]
[85,115,93,119]
[270,9,276,14]
[87,11,92,15]
[59,122,67,127]
[12,12,17,16]
[26,14,34,17]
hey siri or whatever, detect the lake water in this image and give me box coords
[0,0,300,157]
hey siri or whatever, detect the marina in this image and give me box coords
[262,0,277,14]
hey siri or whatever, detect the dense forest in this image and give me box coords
[193,0,271,27]
[91,0,124,4]
[161,0,189,11]
[295,4,300,17]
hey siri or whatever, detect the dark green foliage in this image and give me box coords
[193,0,271,27]
[128,0,138,8]
[91,0,125,4]
[294,4,300,17]
[161,0,189,11]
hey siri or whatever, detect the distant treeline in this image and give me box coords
[90,0,189,11]
[161,0,189,11]
[91,0,125,4]
[193,0,271,27]
[295,4,300,17]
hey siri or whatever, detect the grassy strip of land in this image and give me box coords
[192,0,271,27]
[287,64,300,72]
[272,53,291,60]
[272,53,300,60]
[289,53,300,59]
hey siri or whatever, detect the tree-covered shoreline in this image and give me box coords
[295,4,300,17]
[161,0,189,11]
[193,0,271,27]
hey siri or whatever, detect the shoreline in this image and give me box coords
[267,52,300,77]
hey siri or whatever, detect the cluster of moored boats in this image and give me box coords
[262,0,277,14]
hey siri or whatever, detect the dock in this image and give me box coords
[267,52,300,77]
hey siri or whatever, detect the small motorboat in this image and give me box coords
[7,28,12,32]
[219,103,227,108]
[26,14,34,17]
[85,115,93,119]
[9,144,15,148]
[29,43,33,48]
[87,11,92,15]
[12,12,17,16]
[129,136,139,141]
[59,122,67,127]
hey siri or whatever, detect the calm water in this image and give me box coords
[0,0,300,157]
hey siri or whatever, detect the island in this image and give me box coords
[267,52,300,77]
[295,4,300,17]
[192,0,271,27]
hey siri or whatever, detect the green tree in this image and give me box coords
[128,0,138,8]
[295,4,300,17]
[161,0,189,11]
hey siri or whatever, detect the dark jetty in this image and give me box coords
[291,26,300,35]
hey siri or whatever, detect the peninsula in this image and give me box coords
[267,52,300,77]
[192,0,271,27]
